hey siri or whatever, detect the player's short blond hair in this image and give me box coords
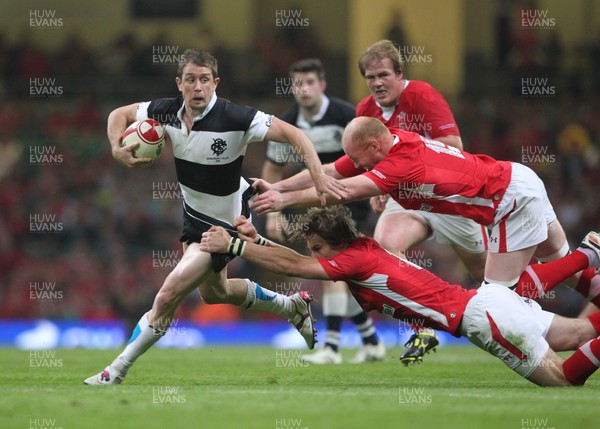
[358,39,404,77]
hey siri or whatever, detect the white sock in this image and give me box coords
[240,279,295,318]
[323,291,348,317]
[345,294,364,317]
[111,312,166,374]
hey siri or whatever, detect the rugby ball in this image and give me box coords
[121,119,166,159]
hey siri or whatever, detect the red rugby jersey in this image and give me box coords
[356,80,460,139]
[318,237,476,336]
[334,128,512,226]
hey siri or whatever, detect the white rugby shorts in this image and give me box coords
[460,283,554,377]
[488,163,557,253]
[381,198,488,254]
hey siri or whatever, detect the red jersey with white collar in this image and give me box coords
[318,237,476,336]
[356,80,460,139]
[334,128,512,226]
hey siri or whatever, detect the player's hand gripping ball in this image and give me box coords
[121,119,166,159]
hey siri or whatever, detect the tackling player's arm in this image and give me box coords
[259,158,343,241]
[264,117,347,203]
[255,162,342,194]
[200,226,330,280]
[107,102,153,168]
[251,174,382,215]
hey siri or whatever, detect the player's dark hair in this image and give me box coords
[288,206,361,246]
[358,39,404,77]
[289,58,326,81]
[178,49,218,78]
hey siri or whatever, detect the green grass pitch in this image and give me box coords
[0,347,596,429]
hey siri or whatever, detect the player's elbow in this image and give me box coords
[108,110,126,129]
[109,104,137,126]
[452,137,463,151]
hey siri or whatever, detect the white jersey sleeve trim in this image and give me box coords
[136,102,151,121]
[245,111,273,144]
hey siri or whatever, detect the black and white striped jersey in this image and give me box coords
[266,95,354,166]
[137,95,273,225]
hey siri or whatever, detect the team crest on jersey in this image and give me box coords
[211,138,227,156]
[265,114,273,127]
[333,129,342,142]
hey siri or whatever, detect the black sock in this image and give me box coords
[350,312,378,346]
[324,315,343,352]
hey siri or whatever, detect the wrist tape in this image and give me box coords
[227,237,246,257]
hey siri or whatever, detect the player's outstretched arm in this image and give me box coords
[251,174,382,215]
[257,160,339,241]
[257,163,342,194]
[264,117,347,204]
[107,103,154,168]
[200,226,330,280]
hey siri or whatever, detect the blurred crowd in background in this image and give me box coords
[2,7,600,327]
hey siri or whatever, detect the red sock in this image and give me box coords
[514,250,589,299]
[563,337,600,385]
[574,268,600,306]
[588,313,600,335]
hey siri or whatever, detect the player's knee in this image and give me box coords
[198,283,231,304]
[154,272,191,312]
[153,288,180,314]
[469,263,485,283]
[374,231,407,255]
